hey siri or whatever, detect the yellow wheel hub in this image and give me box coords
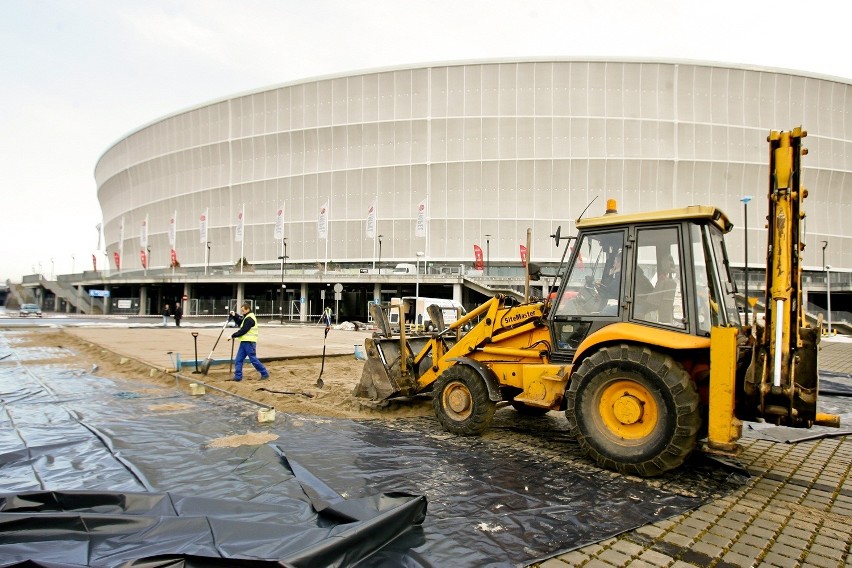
[599,380,658,440]
[443,381,473,421]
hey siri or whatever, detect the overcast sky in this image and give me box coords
[2,0,850,281]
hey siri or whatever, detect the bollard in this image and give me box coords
[191,332,200,373]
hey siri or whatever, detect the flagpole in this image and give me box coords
[119,217,124,276]
[370,195,378,271]
[325,197,329,272]
[425,195,429,275]
[240,204,245,275]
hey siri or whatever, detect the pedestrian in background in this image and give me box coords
[174,303,183,327]
[228,303,269,382]
[162,303,170,327]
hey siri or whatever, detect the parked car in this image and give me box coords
[19,304,42,317]
[392,263,417,274]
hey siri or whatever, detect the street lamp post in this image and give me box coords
[415,251,424,328]
[741,196,752,324]
[822,240,831,335]
[278,239,288,325]
[377,235,383,274]
[485,234,491,276]
[205,242,212,276]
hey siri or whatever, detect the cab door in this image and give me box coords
[547,229,626,362]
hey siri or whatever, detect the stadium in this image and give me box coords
[88,58,851,320]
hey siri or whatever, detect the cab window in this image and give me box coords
[553,231,625,317]
[691,224,724,335]
[632,227,686,329]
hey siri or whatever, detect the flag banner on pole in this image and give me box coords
[168,211,176,246]
[415,198,427,237]
[119,216,125,250]
[520,244,528,267]
[274,204,285,240]
[113,252,121,270]
[366,197,377,239]
[318,200,329,239]
[92,254,97,272]
[570,245,584,269]
[140,215,149,248]
[140,250,147,269]
[235,205,245,242]
[473,244,484,271]
[274,203,285,240]
[199,208,208,244]
[96,223,102,250]
[170,249,178,267]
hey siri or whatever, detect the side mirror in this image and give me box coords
[528,262,542,281]
[550,226,562,247]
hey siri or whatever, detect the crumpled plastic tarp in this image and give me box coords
[818,370,852,396]
[0,334,747,567]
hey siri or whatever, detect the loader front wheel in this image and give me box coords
[433,366,496,436]
[566,344,700,477]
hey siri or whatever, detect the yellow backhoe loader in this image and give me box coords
[354,127,839,477]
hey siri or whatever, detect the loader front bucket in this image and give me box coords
[353,336,421,400]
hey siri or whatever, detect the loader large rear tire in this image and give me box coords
[566,344,700,477]
[433,365,496,436]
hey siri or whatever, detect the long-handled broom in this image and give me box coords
[200,316,231,375]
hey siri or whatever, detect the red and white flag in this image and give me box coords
[113,252,121,270]
[140,215,149,248]
[170,249,178,267]
[473,244,484,271]
[366,197,377,238]
[235,204,245,242]
[318,200,329,239]
[92,254,97,272]
[520,245,528,268]
[140,250,147,269]
[199,208,208,243]
[274,203,285,240]
[570,245,584,269]
[415,198,427,237]
[168,210,177,247]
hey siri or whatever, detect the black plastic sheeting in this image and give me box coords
[0,336,747,567]
[818,369,852,396]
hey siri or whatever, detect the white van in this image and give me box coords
[392,263,417,274]
[388,296,466,332]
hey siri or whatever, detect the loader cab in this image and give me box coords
[547,204,739,361]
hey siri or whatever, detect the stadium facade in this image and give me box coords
[93,58,852,317]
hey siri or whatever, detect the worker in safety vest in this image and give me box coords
[228,303,269,382]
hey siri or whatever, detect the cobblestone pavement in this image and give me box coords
[537,337,852,568]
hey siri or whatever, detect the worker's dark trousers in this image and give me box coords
[233,341,268,381]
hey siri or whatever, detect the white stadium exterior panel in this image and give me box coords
[95,59,852,274]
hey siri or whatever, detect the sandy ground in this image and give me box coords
[19,326,435,421]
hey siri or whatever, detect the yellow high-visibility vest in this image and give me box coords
[239,312,259,343]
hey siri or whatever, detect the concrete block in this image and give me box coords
[257,407,276,423]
